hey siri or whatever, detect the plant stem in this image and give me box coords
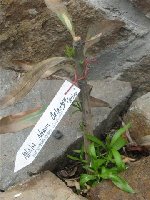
[73,37,93,160]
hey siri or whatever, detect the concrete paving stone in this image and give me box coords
[0,171,87,200]
[0,68,132,190]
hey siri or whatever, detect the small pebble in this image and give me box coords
[28,9,38,16]
[52,130,63,139]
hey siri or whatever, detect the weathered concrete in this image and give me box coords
[125,92,150,149]
[89,156,150,200]
[0,171,86,200]
[0,67,132,190]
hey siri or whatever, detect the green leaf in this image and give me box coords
[101,167,112,179]
[112,137,127,150]
[65,45,75,58]
[110,124,131,147]
[92,159,106,171]
[86,134,105,148]
[80,174,96,187]
[106,135,111,148]
[110,175,135,193]
[73,150,82,154]
[83,165,95,173]
[111,148,125,171]
[106,151,114,164]
[67,155,80,161]
[88,143,97,159]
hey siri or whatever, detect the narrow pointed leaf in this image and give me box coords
[67,155,80,161]
[80,174,96,187]
[88,143,97,159]
[86,134,105,148]
[112,137,127,150]
[92,159,105,171]
[111,148,125,171]
[84,33,102,54]
[110,124,131,147]
[0,106,47,134]
[90,96,110,108]
[84,19,125,54]
[44,0,75,38]
[110,175,135,193]
[0,57,67,108]
[10,60,74,79]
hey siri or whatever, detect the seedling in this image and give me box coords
[0,0,133,193]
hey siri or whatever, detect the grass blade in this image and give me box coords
[67,155,80,161]
[86,134,105,148]
[111,148,125,171]
[80,174,96,187]
[88,143,97,159]
[112,137,127,150]
[110,124,131,147]
[110,175,135,193]
[0,57,67,108]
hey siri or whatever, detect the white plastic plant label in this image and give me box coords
[14,80,80,173]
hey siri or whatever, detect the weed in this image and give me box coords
[68,124,135,193]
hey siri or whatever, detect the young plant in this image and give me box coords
[0,0,112,157]
[0,0,126,180]
[68,124,135,193]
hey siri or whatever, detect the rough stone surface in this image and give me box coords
[119,56,150,102]
[125,92,150,146]
[87,0,150,34]
[0,0,126,67]
[0,171,86,200]
[89,156,150,200]
[130,0,150,19]
[0,0,150,81]
[85,0,150,80]
[0,67,132,190]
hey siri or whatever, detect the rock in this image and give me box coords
[119,56,150,103]
[0,67,132,190]
[130,0,150,19]
[89,156,150,200]
[125,92,150,148]
[0,171,86,200]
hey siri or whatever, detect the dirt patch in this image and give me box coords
[0,0,127,68]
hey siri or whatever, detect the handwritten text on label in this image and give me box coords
[14,80,80,173]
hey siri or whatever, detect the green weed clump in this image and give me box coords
[68,124,135,193]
